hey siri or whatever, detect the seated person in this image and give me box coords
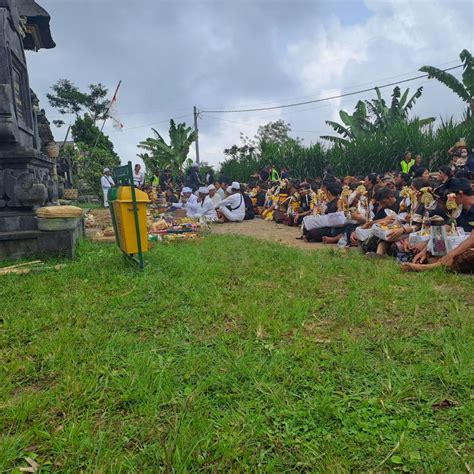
[402,231,473,274]
[165,188,179,204]
[302,181,343,243]
[171,187,199,217]
[402,178,473,266]
[287,184,313,226]
[216,182,246,222]
[194,186,218,222]
[242,186,255,220]
[251,182,267,215]
[208,184,222,206]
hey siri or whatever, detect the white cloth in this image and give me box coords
[218,192,245,222]
[211,193,222,207]
[133,171,144,187]
[194,196,218,221]
[101,175,114,208]
[216,188,225,199]
[303,211,347,231]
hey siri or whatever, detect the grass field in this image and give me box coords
[1,236,473,472]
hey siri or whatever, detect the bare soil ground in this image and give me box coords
[86,209,334,250]
[211,218,332,250]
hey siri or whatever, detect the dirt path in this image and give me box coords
[211,218,332,250]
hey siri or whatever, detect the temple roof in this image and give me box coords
[16,0,55,50]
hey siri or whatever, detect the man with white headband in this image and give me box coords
[172,187,199,217]
[208,184,222,206]
[194,186,218,221]
[216,181,245,222]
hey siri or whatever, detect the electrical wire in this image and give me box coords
[200,65,463,114]
[201,59,460,110]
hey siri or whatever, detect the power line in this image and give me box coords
[200,65,463,114]
[201,58,460,110]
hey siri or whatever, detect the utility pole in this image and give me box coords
[193,106,200,164]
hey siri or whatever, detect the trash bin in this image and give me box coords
[112,186,150,254]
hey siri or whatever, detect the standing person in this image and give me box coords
[216,182,245,222]
[100,168,115,208]
[205,169,214,185]
[186,163,201,192]
[281,167,290,179]
[400,151,415,174]
[259,166,270,182]
[133,164,145,188]
[270,165,280,182]
[174,169,184,188]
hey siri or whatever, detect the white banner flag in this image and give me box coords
[108,82,123,130]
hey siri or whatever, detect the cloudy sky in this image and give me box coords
[27,0,473,169]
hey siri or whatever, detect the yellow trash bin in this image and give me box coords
[112,186,150,254]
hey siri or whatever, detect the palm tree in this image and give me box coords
[420,49,474,116]
[137,120,197,175]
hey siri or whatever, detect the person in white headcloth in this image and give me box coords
[171,187,199,217]
[208,184,222,207]
[100,168,115,208]
[216,181,245,222]
[194,186,218,222]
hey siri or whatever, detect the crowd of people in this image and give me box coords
[100,143,473,274]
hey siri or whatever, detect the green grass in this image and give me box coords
[1,236,473,472]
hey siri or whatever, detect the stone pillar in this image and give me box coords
[0,0,82,259]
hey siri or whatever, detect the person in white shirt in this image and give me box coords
[172,187,199,217]
[133,164,145,188]
[208,184,222,207]
[215,182,225,200]
[217,181,245,222]
[100,168,115,208]
[194,187,218,222]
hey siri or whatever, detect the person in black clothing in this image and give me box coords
[160,169,173,191]
[241,187,255,220]
[411,154,424,176]
[304,181,343,242]
[446,178,474,233]
[253,182,267,214]
[372,187,401,220]
[186,164,201,192]
[413,167,430,179]
[433,165,453,198]
[290,184,312,226]
[175,169,185,188]
[258,166,270,182]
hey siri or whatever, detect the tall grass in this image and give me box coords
[220,118,474,181]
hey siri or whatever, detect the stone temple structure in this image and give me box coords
[0,0,82,259]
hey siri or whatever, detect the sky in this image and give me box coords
[26,0,474,169]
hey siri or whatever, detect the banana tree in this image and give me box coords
[137,120,197,175]
[321,100,374,145]
[322,87,434,145]
[366,86,435,130]
[420,49,474,116]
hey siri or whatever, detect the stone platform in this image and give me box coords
[0,218,84,260]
